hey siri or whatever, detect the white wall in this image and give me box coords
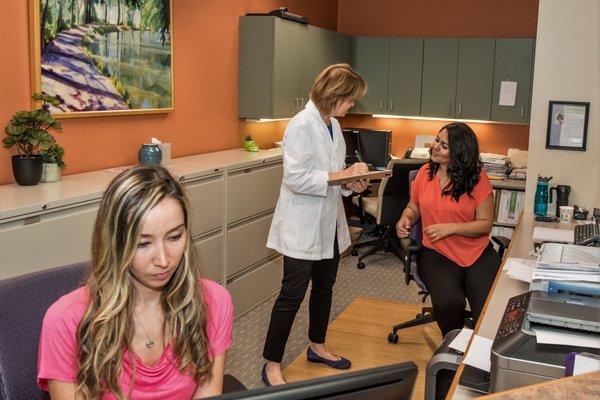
[525,0,600,213]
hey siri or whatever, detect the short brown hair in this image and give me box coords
[310,64,367,115]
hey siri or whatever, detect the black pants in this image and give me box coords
[417,243,500,337]
[263,238,340,363]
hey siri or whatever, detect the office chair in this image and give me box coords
[351,158,427,269]
[0,263,246,399]
[387,170,509,344]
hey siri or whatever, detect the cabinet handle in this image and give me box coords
[458,103,462,116]
[520,106,524,118]
[300,98,304,108]
[389,99,393,112]
[449,101,452,116]
[380,98,383,111]
[293,98,298,110]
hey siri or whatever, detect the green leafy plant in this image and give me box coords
[3,93,63,157]
[41,143,66,168]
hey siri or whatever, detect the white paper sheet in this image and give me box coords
[534,328,600,349]
[499,81,517,106]
[415,135,436,148]
[504,258,535,283]
[463,335,493,372]
[532,227,574,244]
[574,354,600,375]
[448,328,474,353]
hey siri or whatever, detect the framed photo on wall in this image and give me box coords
[29,0,174,118]
[545,101,590,151]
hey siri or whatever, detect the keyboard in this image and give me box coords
[574,221,600,246]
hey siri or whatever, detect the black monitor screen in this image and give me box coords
[342,129,360,158]
[207,362,417,400]
[358,129,391,169]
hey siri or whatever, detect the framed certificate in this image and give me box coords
[545,101,590,151]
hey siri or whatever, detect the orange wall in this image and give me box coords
[0,0,338,184]
[337,0,539,37]
[339,116,530,156]
[336,0,538,157]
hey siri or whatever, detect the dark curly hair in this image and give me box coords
[427,122,483,202]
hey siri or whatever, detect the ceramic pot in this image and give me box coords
[138,144,162,165]
[41,163,62,183]
[12,155,43,186]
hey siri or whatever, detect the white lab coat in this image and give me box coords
[267,100,352,260]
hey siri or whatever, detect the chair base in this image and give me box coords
[387,307,474,344]
[352,226,401,269]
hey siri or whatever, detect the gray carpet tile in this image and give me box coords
[224,247,431,389]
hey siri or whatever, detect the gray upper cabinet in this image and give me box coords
[388,37,423,116]
[421,38,459,118]
[456,38,495,120]
[352,36,390,114]
[239,16,355,119]
[491,39,534,123]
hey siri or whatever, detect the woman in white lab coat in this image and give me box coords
[262,64,368,386]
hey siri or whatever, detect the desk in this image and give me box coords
[448,211,579,399]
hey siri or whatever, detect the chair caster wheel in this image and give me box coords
[357,262,365,269]
[351,249,358,256]
[387,332,399,344]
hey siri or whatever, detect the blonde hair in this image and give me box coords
[76,165,211,399]
[309,63,367,115]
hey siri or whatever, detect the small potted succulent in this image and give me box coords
[40,143,66,183]
[244,133,259,152]
[3,93,63,186]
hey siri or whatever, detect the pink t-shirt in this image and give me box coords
[37,279,233,400]
[411,165,493,267]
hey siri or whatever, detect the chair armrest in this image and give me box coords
[399,237,422,253]
[491,235,511,259]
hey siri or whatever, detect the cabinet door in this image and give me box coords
[295,23,318,108]
[388,37,423,116]
[421,38,459,118]
[336,33,353,65]
[273,18,302,118]
[491,39,534,123]
[352,36,389,114]
[456,38,495,120]
[313,27,338,77]
[194,233,223,283]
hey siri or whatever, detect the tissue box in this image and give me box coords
[159,143,172,166]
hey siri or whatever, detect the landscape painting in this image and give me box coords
[30,0,173,117]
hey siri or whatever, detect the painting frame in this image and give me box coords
[545,101,589,151]
[29,0,175,118]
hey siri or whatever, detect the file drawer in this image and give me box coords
[227,162,282,224]
[0,203,98,279]
[185,175,224,237]
[228,256,283,316]
[193,232,223,283]
[226,214,276,277]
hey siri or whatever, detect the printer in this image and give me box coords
[490,290,600,392]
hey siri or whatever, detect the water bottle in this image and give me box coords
[534,176,553,217]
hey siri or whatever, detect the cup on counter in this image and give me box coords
[559,205,574,223]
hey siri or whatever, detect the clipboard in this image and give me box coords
[327,169,392,186]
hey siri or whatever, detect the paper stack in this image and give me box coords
[530,243,600,295]
[481,152,509,180]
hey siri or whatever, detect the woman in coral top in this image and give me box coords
[396,122,500,336]
[37,166,233,399]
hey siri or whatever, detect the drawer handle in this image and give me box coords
[24,216,41,225]
[179,176,185,182]
[244,168,252,174]
[41,203,48,210]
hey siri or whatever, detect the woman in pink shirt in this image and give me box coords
[396,122,500,337]
[37,166,233,399]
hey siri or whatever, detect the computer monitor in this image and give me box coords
[207,362,418,400]
[342,128,392,169]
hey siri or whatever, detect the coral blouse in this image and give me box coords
[411,164,493,267]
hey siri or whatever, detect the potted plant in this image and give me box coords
[3,93,62,186]
[40,143,66,183]
[244,133,259,152]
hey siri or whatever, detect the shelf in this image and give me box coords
[491,179,526,191]
[493,221,517,228]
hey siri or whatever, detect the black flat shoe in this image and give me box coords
[307,347,352,369]
[261,363,272,387]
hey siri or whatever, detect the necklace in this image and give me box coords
[134,318,155,349]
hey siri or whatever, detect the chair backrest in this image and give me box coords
[0,262,89,400]
[376,158,427,226]
[407,169,427,291]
